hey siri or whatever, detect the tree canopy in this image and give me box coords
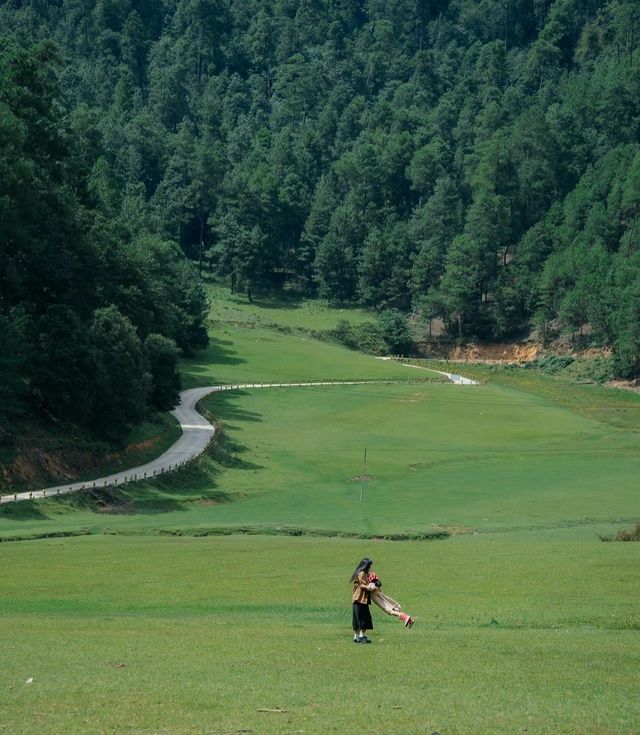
[1,0,640,424]
[0,36,208,444]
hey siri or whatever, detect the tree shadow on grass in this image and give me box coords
[0,390,265,521]
[38,425,264,517]
[250,294,303,311]
[60,484,238,516]
[0,500,49,521]
[181,334,246,386]
[206,335,246,365]
[201,389,263,424]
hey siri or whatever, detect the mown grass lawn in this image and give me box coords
[189,379,640,536]
[2,288,639,734]
[206,279,376,331]
[1,377,638,539]
[180,321,414,388]
[1,535,638,735]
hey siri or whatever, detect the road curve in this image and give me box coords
[0,385,218,504]
[1,376,472,504]
[399,363,479,384]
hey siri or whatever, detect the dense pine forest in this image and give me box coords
[1,0,639,446]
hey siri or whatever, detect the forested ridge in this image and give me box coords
[1,0,640,446]
[0,17,209,447]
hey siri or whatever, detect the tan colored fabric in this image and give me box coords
[371,589,402,615]
[352,570,374,604]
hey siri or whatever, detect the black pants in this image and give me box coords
[352,601,373,631]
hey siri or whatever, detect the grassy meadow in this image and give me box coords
[1,535,639,735]
[205,280,376,330]
[1,285,639,733]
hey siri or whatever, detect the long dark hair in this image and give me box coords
[349,557,373,582]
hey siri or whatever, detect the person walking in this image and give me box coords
[350,557,377,643]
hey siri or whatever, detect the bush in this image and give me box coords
[89,306,150,442]
[378,310,413,354]
[144,333,181,411]
[0,311,27,445]
[616,523,640,542]
[329,319,386,354]
[572,356,614,384]
[600,523,640,542]
[328,313,414,356]
[525,354,575,374]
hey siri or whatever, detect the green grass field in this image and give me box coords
[1,535,638,735]
[182,322,414,388]
[1,287,639,733]
[206,279,376,331]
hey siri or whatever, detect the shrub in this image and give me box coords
[90,306,150,442]
[377,310,413,354]
[328,319,386,354]
[615,523,640,542]
[0,311,27,444]
[525,354,574,374]
[144,333,181,411]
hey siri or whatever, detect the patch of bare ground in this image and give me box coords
[448,342,541,363]
[98,502,136,514]
[414,339,542,363]
[433,525,476,536]
[190,494,245,506]
[1,433,163,489]
[416,336,613,365]
[607,380,640,394]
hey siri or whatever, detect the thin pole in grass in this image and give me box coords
[360,447,367,502]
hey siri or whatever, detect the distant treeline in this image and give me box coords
[1,1,640,444]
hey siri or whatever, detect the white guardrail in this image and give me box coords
[0,374,471,505]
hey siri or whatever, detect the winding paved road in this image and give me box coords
[0,373,477,505]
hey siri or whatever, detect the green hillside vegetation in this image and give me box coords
[416,357,640,429]
[0,38,209,451]
[0,411,182,493]
[2,1,640,459]
[0,285,383,488]
[206,279,375,331]
[2,0,639,383]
